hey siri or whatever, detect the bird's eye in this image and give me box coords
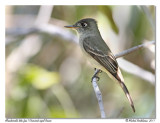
[81,23,87,27]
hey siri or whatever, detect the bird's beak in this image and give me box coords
[64,25,79,29]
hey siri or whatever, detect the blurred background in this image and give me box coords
[5,5,155,118]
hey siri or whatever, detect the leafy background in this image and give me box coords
[5,5,155,118]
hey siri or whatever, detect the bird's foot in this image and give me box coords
[91,69,102,82]
[94,68,102,73]
[91,75,100,82]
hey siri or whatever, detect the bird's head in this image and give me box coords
[65,18,99,35]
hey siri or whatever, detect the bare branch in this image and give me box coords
[117,58,155,85]
[92,69,106,118]
[6,24,78,45]
[115,41,155,59]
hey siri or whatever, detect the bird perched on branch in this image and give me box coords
[65,18,135,112]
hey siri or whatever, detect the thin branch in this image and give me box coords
[117,58,155,85]
[92,69,106,118]
[115,41,155,59]
[6,24,78,45]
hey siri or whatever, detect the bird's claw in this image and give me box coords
[92,75,100,82]
[91,69,102,82]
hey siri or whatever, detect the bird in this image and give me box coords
[64,18,135,112]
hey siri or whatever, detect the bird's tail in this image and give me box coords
[114,68,135,112]
[119,81,135,113]
[103,67,135,112]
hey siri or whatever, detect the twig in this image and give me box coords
[117,58,155,85]
[92,69,106,118]
[115,41,155,59]
[6,24,78,45]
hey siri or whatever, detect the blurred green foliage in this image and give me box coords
[5,5,155,118]
[18,64,60,90]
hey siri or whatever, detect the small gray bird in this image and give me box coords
[65,18,135,112]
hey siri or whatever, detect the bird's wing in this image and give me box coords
[83,37,118,74]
